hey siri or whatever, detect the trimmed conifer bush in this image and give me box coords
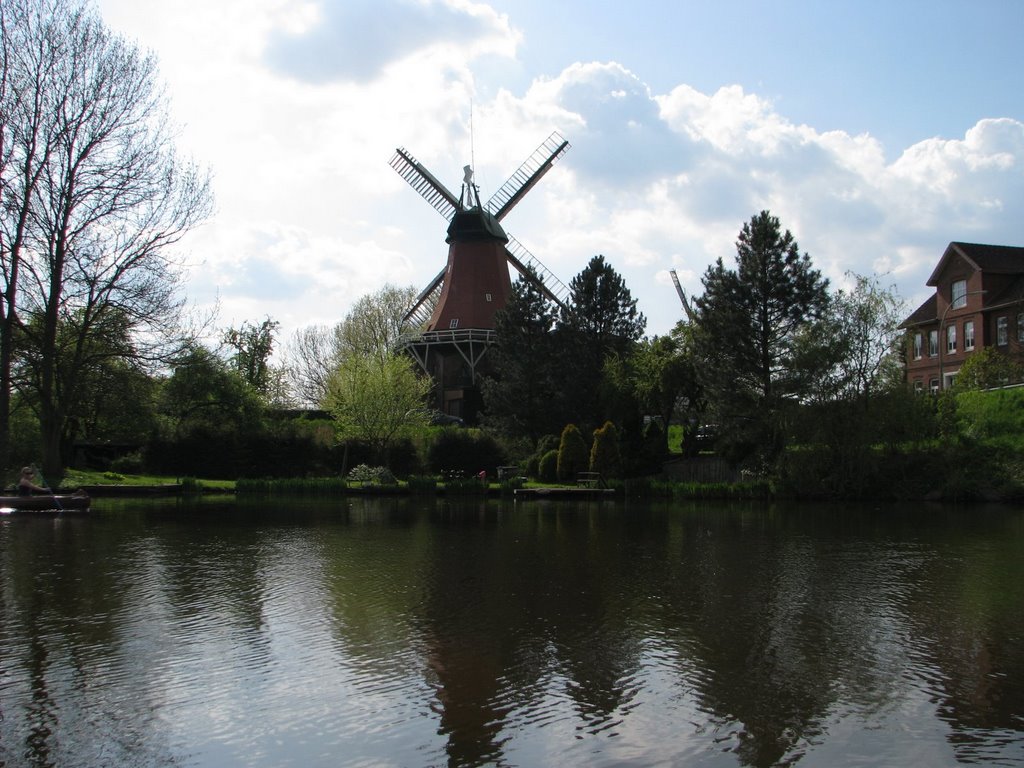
[590,421,621,479]
[556,424,589,483]
[538,449,559,483]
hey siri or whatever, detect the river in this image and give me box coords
[1,496,1022,767]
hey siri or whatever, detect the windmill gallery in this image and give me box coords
[390,132,571,424]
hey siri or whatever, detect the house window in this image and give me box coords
[912,333,923,360]
[946,324,957,354]
[997,316,1008,345]
[928,330,939,357]
[449,319,459,330]
[951,279,967,309]
[1018,313,1024,343]
[929,378,939,394]
[964,321,975,351]
[913,380,924,394]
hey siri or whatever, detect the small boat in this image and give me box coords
[0,492,91,514]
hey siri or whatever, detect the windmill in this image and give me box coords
[389,131,571,422]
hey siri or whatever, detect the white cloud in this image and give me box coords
[98,0,1024,346]
[263,0,517,83]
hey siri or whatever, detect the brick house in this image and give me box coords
[901,242,1024,392]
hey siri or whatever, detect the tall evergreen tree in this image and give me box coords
[480,273,563,445]
[558,255,646,430]
[694,211,830,468]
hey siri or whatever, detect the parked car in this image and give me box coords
[430,411,466,427]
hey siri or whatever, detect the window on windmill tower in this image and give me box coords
[450,319,459,329]
[485,293,492,302]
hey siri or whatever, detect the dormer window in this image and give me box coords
[951,279,967,309]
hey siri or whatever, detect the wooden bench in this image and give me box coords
[576,472,601,488]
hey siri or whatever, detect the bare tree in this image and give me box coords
[284,323,340,408]
[335,284,417,365]
[0,0,212,479]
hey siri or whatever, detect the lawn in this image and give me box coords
[63,468,235,492]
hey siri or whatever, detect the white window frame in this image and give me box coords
[951,279,967,309]
[964,320,975,351]
[913,332,923,360]
[997,316,1008,346]
[946,324,957,354]
[929,378,939,394]
[928,330,939,357]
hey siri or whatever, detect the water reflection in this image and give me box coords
[0,499,1022,766]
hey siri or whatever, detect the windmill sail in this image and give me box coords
[487,132,570,222]
[670,269,695,321]
[401,267,446,327]
[505,234,570,312]
[389,147,462,221]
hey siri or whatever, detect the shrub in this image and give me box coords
[443,475,488,495]
[589,421,621,479]
[538,449,559,483]
[428,428,507,476]
[406,475,438,494]
[556,424,589,482]
[347,464,397,486]
[110,451,144,475]
[536,434,561,455]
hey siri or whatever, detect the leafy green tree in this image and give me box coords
[784,274,909,493]
[159,345,264,436]
[285,284,417,406]
[323,351,431,467]
[811,273,907,404]
[15,307,160,469]
[556,423,589,482]
[480,272,563,444]
[223,317,284,400]
[148,345,268,477]
[602,326,704,458]
[694,211,830,468]
[953,347,1024,391]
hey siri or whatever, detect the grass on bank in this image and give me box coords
[62,468,235,492]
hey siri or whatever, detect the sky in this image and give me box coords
[95,0,1024,349]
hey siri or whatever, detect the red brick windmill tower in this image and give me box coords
[390,132,571,422]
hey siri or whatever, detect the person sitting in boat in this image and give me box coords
[17,467,48,496]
